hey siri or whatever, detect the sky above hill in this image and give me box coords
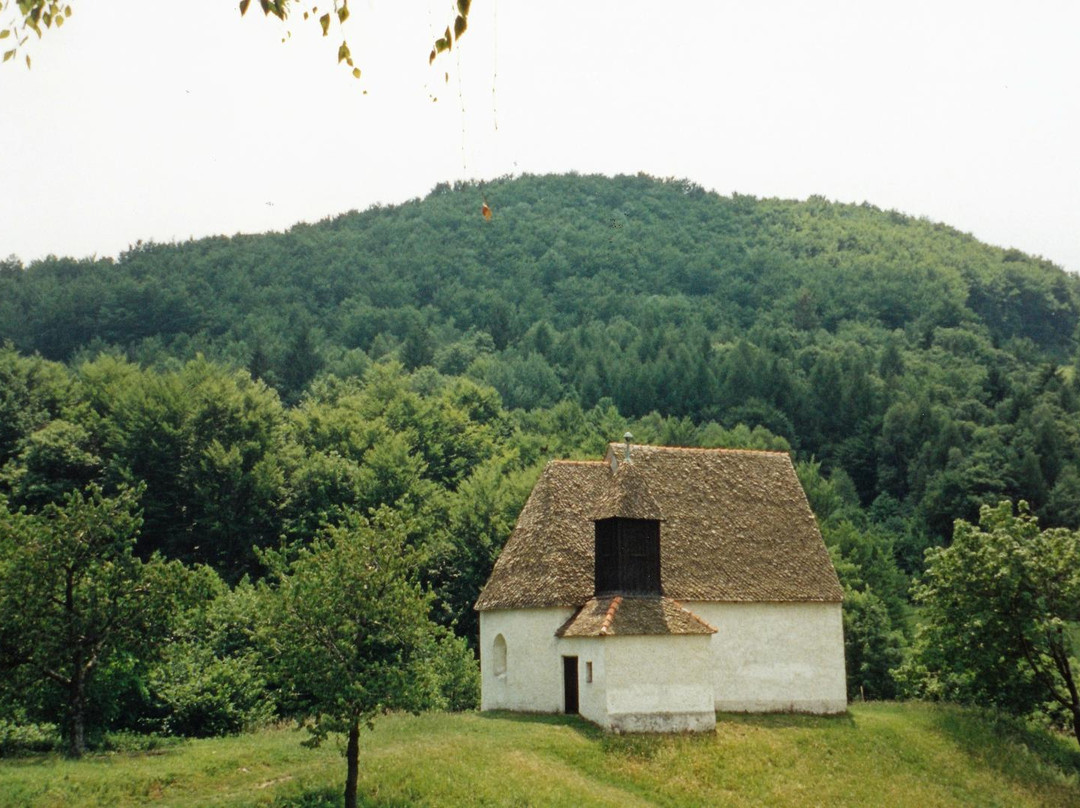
[2,1,1078,273]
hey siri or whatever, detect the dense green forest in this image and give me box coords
[3,173,1080,758]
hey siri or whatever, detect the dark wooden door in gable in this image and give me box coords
[621,518,660,593]
[595,518,661,595]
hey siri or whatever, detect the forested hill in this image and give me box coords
[4,172,1080,554]
[4,174,1077,371]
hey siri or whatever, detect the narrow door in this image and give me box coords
[563,656,579,714]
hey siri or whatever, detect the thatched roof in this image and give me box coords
[474,444,843,611]
[556,596,717,637]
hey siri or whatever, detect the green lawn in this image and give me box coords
[2,703,1078,807]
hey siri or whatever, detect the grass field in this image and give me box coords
[1,703,1078,807]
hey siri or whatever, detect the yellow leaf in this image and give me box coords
[454,14,467,40]
[319,13,330,36]
[337,41,350,64]
[239,0,251,15]
[2,49,13,63]
[25,54,31,69]
[337,5,349,24]
[428,49,436,65]
[0,30,9,40]
[352,67,361,79]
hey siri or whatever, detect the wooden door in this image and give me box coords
[563,656,579,714]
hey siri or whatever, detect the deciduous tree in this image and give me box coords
[263,506,475,808]
[0,485,185,756]
[899,501,1080,745]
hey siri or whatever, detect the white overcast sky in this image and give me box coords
[1,1,1078,272]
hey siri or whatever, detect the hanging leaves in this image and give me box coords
[0,0,73,67]
[4,0,464,83]
[430,1,470,66]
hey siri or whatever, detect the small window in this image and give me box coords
[586,661,593,683]
[492,634,507,677]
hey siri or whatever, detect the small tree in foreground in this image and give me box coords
[0,485,184,756]
[899,501,1080,745]
[264,507,476,808]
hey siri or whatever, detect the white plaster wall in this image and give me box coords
[687,601,847,714]
[557,637,607,727]
[479,608,574,712]
[602,635,716,732]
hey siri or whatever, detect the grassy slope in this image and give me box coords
[1,703,1078,808]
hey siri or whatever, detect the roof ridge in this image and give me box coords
[599,595,622,636]
[605,443,790,456]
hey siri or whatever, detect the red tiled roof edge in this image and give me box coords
[599,595,622,636]
[672,599,719,633]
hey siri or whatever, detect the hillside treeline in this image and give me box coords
[3,173,1080,748]
[4,174,1079,551]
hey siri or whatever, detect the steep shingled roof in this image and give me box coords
[556,595,717,637]
[474,444,843,610]
[590,461,665,521]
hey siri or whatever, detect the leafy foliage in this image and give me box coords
[4,174,1078,557]
[0,485,189,756]
[4,173,1080,754]
[900,501,1080,744]
[4,0,469,80]
[263,507,475,808]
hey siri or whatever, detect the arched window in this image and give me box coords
[492,634,507,677]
